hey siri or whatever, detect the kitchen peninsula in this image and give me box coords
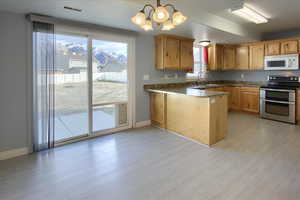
[146,87,228,146]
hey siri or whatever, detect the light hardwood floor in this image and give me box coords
[1,112,300,200]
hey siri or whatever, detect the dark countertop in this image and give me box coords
[147,87,228,98]
[144,81,265,98]
[189,83,262,89]
[144,80,266,90]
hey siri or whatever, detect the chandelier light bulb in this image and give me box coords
[162,20,175,31]
[131,12,146,26]
[172,11,187,26]
[153,6,170,23]
[142,19,153,31]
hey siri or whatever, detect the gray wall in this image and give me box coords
[0,11,29,152]
[135,34,187,122]
[263,29,300,40]
[208,70,300,82]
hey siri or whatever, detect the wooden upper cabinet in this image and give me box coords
[236,46,249,70]
[155,36,164,70]
[180,40,194,71]
[207,44,223,71]
[249,44,264,70]
[265,42,280,56]
[240,87,260,113]
[155,34,194,70]
[223,45,236,70]
[281,40,298,54]
[164,37,180,69]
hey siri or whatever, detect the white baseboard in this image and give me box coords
[0,147,30,161]
[135,120,151,128]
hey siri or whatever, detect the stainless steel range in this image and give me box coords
[260,75,300,124]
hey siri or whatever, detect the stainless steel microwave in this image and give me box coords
[264,54,299,70]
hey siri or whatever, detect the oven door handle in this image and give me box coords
[260,88,296,93]
[264,99,295,104]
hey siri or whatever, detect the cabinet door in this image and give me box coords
[230,87,240,110]
[240,87,259,113]
[236,46,249,70]
[281,40,298,54]
[223,86,232,109]
[223,46,236,70]
[180,40,194,71]
[207,45,217,71]
[150,93,165,128]
[265,42,280,56]
[207,44,223,71]
[164,38,180,69]
[155,36,164,69]
[297,90,300,123]
[249,44,264,70]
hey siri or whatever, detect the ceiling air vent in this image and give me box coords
[64,6,82,12]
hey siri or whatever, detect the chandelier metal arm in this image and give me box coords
[163,4,177,12]
[141,4,155,12]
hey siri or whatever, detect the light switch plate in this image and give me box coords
[143,74,150,80]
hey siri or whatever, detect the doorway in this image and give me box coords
[52,31,134,144]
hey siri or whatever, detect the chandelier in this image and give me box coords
[131,0,187,31]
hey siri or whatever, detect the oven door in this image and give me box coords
[260,88,295,102]
[260,99,296,123]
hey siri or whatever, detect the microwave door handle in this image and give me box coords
[264,99,295,104]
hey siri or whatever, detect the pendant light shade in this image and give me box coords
[172,11,187,26]
[131,12,146,26]
[152,6,170,23]
[162,20,175,31]
[142,19,153,31]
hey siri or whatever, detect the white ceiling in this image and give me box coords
[0,0,299,43]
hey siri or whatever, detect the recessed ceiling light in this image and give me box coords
[230,4,268,24]
[64,6,82,12]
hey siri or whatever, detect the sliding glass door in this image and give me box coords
[91,39,129,133]
[54,34,89,142]
[48,30,133,144]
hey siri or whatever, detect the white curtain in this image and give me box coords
[32,22,55,151]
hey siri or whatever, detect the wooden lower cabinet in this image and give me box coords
[150,93,166,128]
[230,87,241,110]
[206,86,259,113]
[240,87,260,113]
[150,92,228,145]
[297,89,300,123]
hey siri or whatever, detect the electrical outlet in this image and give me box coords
[241,73,244,79]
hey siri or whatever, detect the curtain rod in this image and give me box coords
[26,13,138,37]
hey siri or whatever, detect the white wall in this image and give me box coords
[0,11,30,152]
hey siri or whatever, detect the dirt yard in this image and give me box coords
[55,81,127,115]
